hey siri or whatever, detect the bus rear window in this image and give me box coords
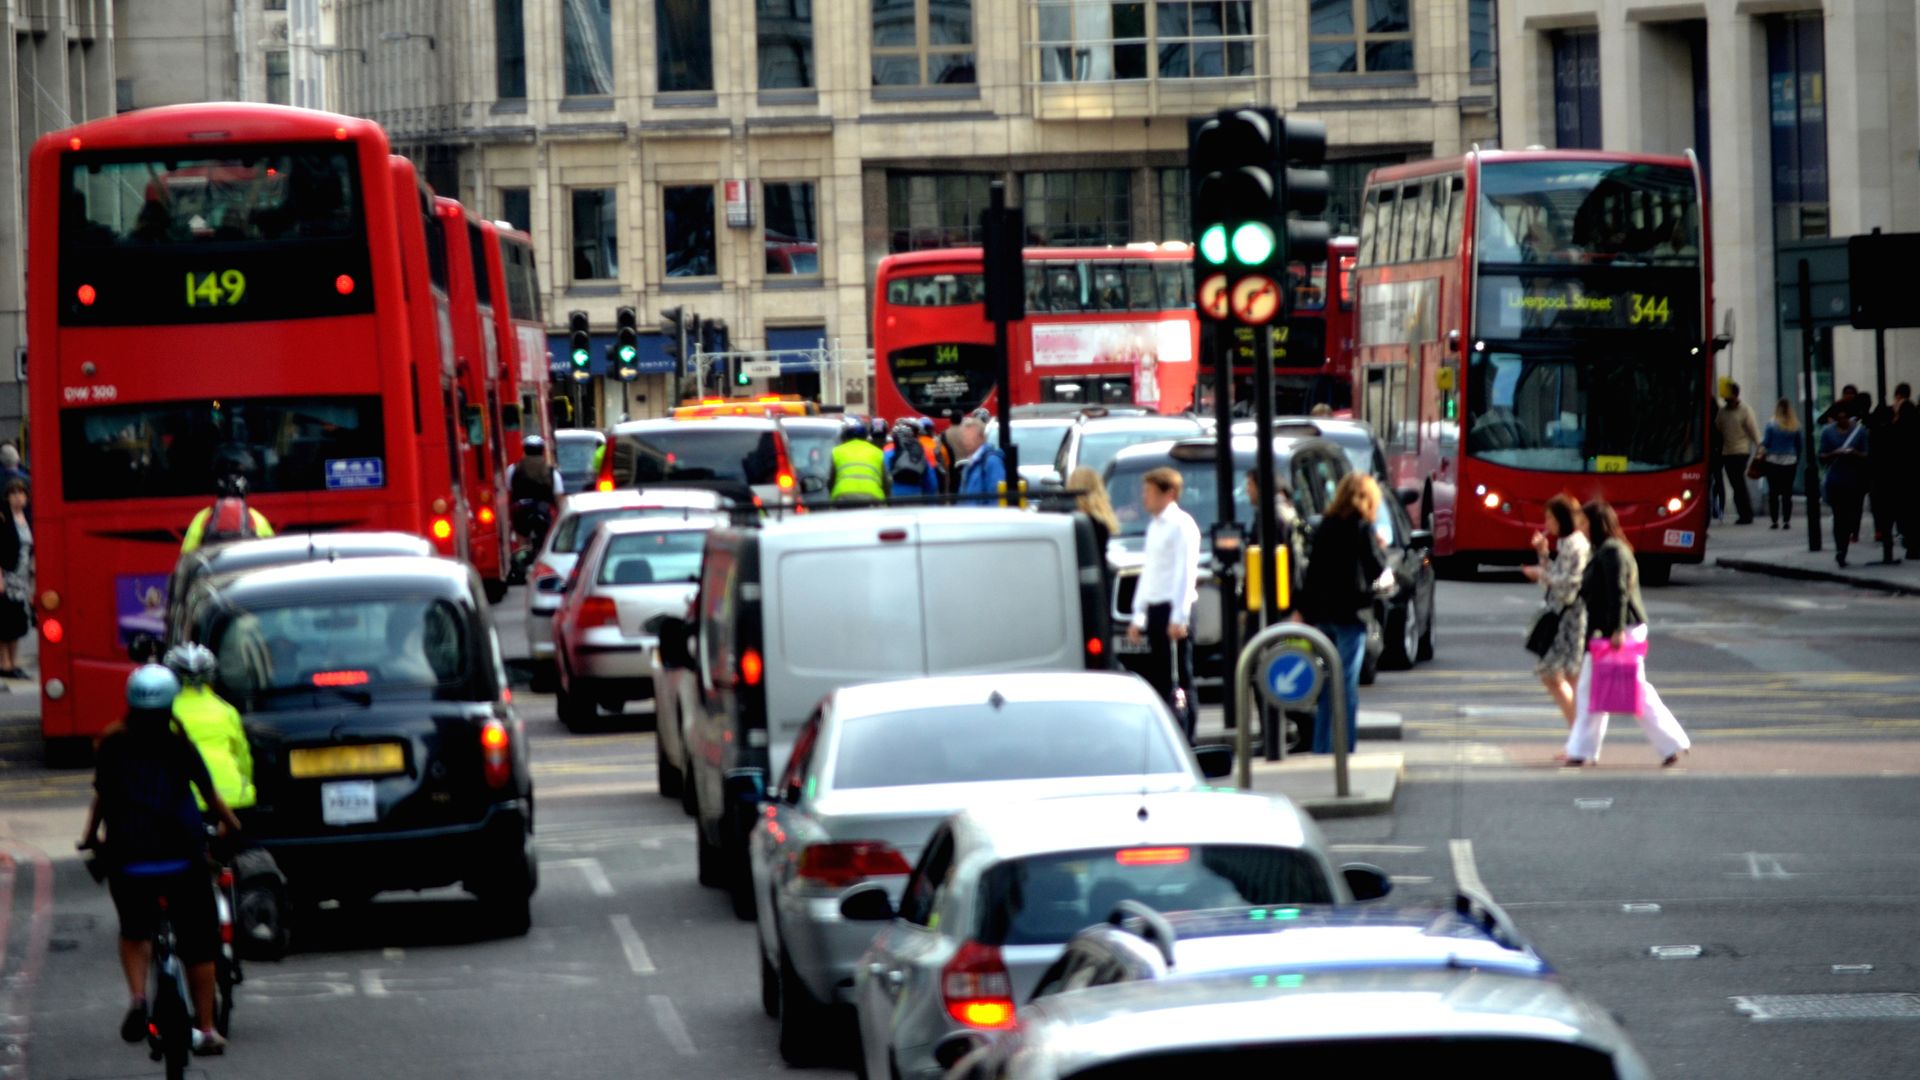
[59,395,385,502]
[60,145,372,326]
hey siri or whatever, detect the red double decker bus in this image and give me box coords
[873,244,1201,422]
[482,223,552,464]
[27,104,464,750]
[1351,150,1711,581]
[436,196,510,600]
[1212,237,1358,414]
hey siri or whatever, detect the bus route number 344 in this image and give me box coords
[185,270,248,307]
[1628,293,1670,327]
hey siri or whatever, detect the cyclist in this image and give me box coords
[164,644,254,814]
[181,450,273,554]
[79,664,243,1056]
[829,419,888,505]
[508,435,562,545]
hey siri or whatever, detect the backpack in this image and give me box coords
[890,439,928,487]
[206,496,254,543]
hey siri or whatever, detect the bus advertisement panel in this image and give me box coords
[1351,151,1711,578]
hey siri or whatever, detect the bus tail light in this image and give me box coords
[943,941,1016,1029]
[40,619,63,645]
[335,274,356,296]
[76,284,97,306]
[481,719,513,788]
[430,517,454,542]
[574,596,618,630]
[478,506,496,526]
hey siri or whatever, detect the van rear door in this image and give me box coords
[914,513,1081,673]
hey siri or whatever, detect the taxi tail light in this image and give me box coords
[942,941,1016,1029]
[574,596,618,630]
[480,718,512,787]
[794,841,911,888]
[739,648,763,686]
[596,478,614,493]
[774,436,798,496]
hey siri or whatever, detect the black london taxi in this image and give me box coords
[165,531,436,646]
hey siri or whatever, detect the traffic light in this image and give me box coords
[659,306,685,376]
[1188,109,1331,325]
[567,310,592,384]
[612,306,639,381]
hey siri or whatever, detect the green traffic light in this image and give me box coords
[571,348,590,367]
[1231,222,1276,265]
[735,371,750,386]
[618,345,637,363]
[1198,223,1229,266]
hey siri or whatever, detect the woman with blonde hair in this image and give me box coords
[1297,471,1389,754]
[1069,466,1119,545]
[1759,398,1801,528]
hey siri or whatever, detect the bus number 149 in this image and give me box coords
[185,270,248,307]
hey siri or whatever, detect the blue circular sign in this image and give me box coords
[1258,647,1322,708]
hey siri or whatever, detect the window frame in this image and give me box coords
[762,180,822,278]
[496,0,528,99]
[886,171,994,253]
[1467,0,1496,77]
[1308,0,1415,76]
[569,186,621,284]
[657,0,716,93]
[1019,169,1133,248]
[870,0,977,88]
[662,184,719,280]
[1031,0,1258,83]
[756,0,816,90]
[561,0,616,98]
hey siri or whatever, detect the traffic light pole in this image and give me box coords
[1207,320,1241,759]
[982,182,1025,490]
[1251,325,1285,760]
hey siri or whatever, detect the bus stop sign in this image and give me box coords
[1256,644,1322,709]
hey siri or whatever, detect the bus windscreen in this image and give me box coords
[59,146,373,326]
[1475,161,1700,268]
[60,395,386,501]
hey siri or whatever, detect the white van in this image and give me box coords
[658,506,1111,918]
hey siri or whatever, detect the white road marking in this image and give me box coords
[542,857,616,896]
[358,970,390,998]
[610,914,657,975]
[1742,852,1795,880]
[1449,839,1489,897]
[647,994,697,1055]
[1329,844,1427,854]
[1388,875,1434,885]
[382,947,405,961]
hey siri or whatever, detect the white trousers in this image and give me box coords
[1564,624,1691,763]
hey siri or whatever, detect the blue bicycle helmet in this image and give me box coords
[126,664,181,711]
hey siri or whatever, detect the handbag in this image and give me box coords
[1524,606,1562,657]
[1587,637,1647,715]
[1745,458,1764,480]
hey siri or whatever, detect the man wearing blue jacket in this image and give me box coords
[955,416,1007,505]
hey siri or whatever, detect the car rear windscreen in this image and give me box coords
[1066,1039,1620,1079]
[829,701,1184,790]
[1107,456,1250,538]
[207,596,469,707]
[553,438,602,490]
[555,506,713,553]
[783,426,838,483]
[611,427,780,487]
[597,531,706,585]
[976,845,1331,946]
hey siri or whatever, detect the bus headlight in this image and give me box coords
[1666,496,1685,514]
[1481,491,1502,510]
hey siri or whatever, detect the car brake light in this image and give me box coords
[217,868,234,890]
[777,471,795,491]
[739,648,763,686]
[878,529,908,543]
[1086,636,1104,657]
[313,670,370,687]
[942,940,1016,1029]
[597,479,614,493]
[481,718,512,787]
[795,841,911,888]
[40,619,63,644]
[574,596,619,629]
[532,562,559,583]
[1115,846,1190,866]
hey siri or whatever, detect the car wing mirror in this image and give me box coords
[1342,862,1393,901]
[1397,487,1421,507]
[1408,530,1434,552]
[1192,743,1234,779]
[839,884,895,922]
[799,475,827,494]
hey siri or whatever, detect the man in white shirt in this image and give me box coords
[1127,466,1202,740]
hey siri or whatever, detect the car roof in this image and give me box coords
[829,671,1164,721]
[608,416,778,434]
[559,488,727,514]
[1105,434,1328,469]
[187,531,435,574]
[1014,968,1625,1070]
[552,428,605,443]
[779,416,846,432]
[1147,904,1548,979]
[204,555,475,607]
[948,790,1313,863]
[1073,414,1208,432]
[750,505,1073,541]
[589,515,725,540]
[1233,417,1378,447]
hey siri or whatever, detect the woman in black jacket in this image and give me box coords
[1562,499,1691,767]
[1297,472,1387,754]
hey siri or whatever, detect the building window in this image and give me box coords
[887,173,993,251]
[664,186,717,277]
[764,183,820,276]
[562,0,614,97]
[500,188,532,234]
[115,77,135,113]
[1037,1,1254,81]
[1158,167,1189,239]
[1020,170,1131,247]
[265,50,290,105]
[1309,0,1413,74]
[571,188,619,281]
[1468,0,1495,75]
[659,0,715,92]
[758,0,814,89]
[872,0,976,86]
[1767,14,1827,240]
[496,0,527,98]
[1326,156,1402,237]
[264,0,287,9]
[1551,30,1601,149]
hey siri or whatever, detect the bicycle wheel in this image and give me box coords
[214,953,234,1036]
[151,970,191,1080]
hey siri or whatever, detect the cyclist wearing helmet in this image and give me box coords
[885,419,939,497]
[181,450,273,554]
[829,418,888,505]
[507,435,564,505]
[79,665,243,1056]
[867,415,890,448]
[164,644,254,813]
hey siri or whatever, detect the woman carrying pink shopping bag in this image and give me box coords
[1563,500,1691,767]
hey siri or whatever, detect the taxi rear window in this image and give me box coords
[208,596,470,708]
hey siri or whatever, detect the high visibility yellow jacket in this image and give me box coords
[830,439,888,502]
[172,684,256,810]
[181,506,274,554]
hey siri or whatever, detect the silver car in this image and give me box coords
[848,790,1355,1080]
[550,515,722,729]
[950,968,1654,1080]
[1051,413,1209,483]
[522,488,728,678]
[748,672,1230,1065]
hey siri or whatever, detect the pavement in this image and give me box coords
[1708,509,1920,595]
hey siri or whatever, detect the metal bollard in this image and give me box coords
[1233,622,1348,798]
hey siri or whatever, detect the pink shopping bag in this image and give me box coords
[1587,637,1647,715]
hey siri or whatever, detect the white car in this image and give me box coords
[522,488,728,684]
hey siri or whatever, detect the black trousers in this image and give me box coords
[1830,486,1865,560]
[1719,455,1754,522]
[1145,602,1196,741]
[1763,461,1797,525]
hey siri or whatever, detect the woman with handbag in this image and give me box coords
[1562,499,1691,768]
[1297,472,1391,755]
[1759,399,1800,529]
[1522,494,1589,734]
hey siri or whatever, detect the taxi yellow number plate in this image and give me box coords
[289,743,406,780]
